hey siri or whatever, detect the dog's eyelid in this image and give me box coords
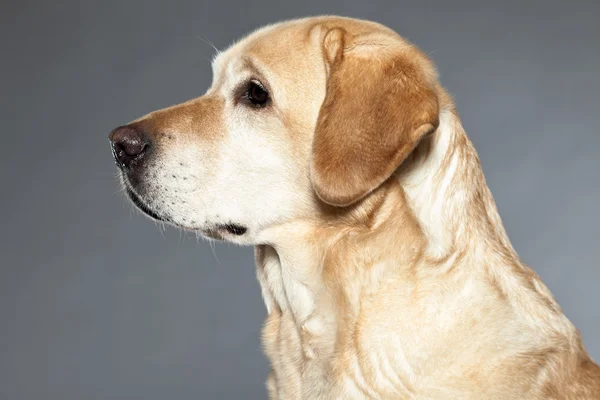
[249,78,266,90]
[233,77,269,96]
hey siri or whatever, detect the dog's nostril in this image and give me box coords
[116,136,146,156]
[108,125,149,168]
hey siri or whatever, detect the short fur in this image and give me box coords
[112,16,600,399]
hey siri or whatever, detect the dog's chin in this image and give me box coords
[200,228,227,241]
[125,186,167,222]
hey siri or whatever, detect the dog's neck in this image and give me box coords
[256,179,424,322]
[398,106,517,261]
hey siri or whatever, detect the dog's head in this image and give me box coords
[109,17,441,244]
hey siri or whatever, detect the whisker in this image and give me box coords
[209,238,219,264]
[196,35,220,55]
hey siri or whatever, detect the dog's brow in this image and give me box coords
[210,54,271,94]
[239,56,271,82]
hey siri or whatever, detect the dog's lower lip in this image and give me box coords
[125,187,165,221]
[218,223,247,236]
[203,224,247,239]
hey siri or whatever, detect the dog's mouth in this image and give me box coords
[125,186,166,222]
[201,223,248,241]
[121,174,248,239]
[215,223,247,236]
[125,185,249,240]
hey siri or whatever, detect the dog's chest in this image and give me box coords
[254,246,548,399]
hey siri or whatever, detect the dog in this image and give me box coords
[109,16,600,399]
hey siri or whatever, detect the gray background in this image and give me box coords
[1,0,598,398]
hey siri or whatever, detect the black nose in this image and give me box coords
[109,125,148,168]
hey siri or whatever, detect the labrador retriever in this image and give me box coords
[109,16,600,399]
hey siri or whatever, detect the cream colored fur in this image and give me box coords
[115,16,600,399]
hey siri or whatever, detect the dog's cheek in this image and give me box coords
[201,125,308,229]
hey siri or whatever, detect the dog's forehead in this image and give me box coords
[211,20,319,85]
[210,16,406,85]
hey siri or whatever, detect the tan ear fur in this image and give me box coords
[311,28,440,207]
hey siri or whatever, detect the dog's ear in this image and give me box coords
[311,28,440,207]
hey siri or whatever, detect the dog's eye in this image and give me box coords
[245,81,270,107]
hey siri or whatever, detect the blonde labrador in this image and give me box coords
[109,16,600,399]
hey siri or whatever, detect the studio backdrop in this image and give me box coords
[1,1,598,399]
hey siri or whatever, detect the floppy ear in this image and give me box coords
[311,28,440,207]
